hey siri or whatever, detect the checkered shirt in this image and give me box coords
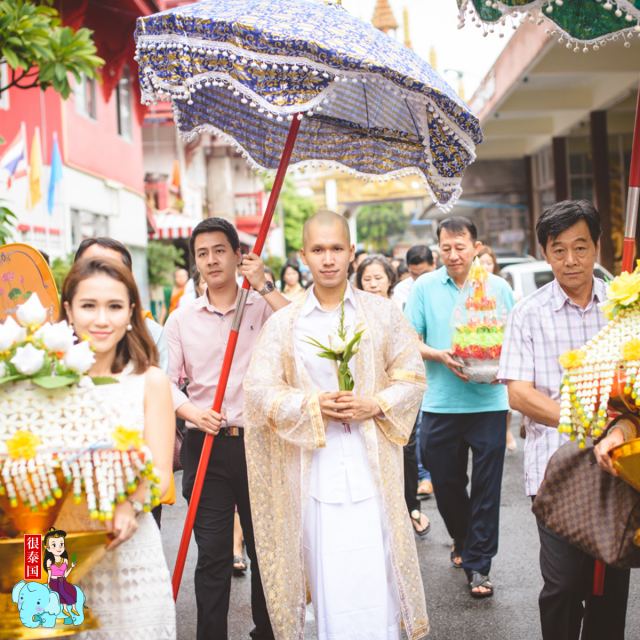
[497,277,607,496]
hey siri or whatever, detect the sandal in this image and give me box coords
[468,572,494,599]
[233,555,247,576]
[410,510,431,536]
[450,536,465,568]
[417,480,434,500]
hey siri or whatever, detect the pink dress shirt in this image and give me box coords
[164,290,274,429]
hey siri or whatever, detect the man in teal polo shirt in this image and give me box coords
[405,217,514,599]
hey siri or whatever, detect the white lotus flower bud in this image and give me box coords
[41,321,75,354]
[10,343,46,375]
[63,340,95,374]
[351,342,360,355]
[77,375,95,389]
[16,293,47,328]
[0,316,27,351]
[329,334,346,354]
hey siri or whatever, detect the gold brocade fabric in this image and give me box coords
[243,289,429,640]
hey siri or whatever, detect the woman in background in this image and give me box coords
[357,255,430,537]
[280,261,305,301]
[356,254,398,304]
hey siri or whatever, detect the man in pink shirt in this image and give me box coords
[165,217,289,640]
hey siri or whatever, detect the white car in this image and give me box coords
[500,261,613,303]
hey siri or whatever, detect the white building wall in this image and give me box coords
[1,166,150,308]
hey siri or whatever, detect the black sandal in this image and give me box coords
[233,555,247,576]
[450,536,465,568]
[410,510,431,537]
[469,572,494,599]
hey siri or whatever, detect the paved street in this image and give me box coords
[161,422,640,640]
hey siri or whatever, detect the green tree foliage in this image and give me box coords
[50,252,74,292]
[0,0,104,99]
[0,1,105,242]
[356,202,408,252]
[147,241,185,288]
[263,178,316,255]
[0,200,17,245]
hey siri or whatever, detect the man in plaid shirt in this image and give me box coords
[498,200,630,640]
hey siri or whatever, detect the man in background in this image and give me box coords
[392,245,436,505]
[499,200,630,640]
[165,217,289,640]
[393,245,434,307]
[405,218,514,599]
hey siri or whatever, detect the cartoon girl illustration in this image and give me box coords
[43,527,78,619]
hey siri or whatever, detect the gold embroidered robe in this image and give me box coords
[243,289,429,640]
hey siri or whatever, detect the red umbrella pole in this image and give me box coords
[172,115,302,601]
[621,83,640,274]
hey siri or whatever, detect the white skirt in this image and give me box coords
[74,512,176,640]
[303,492,401,640]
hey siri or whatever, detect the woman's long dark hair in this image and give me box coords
[43,527,69,570]
[280,261,302,292]
[61,257,158,374]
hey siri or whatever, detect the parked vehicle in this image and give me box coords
[500,261,613,302]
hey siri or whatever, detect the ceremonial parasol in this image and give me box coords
[135,0,483,599]
[457,0,640,50]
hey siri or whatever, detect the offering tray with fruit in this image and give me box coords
[450,257,508,384]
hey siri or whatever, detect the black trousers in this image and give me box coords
[181,429,274,640]
[536,518,630,640]
[420,410,507,576]
[404,414,420,514]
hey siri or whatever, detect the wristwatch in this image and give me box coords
[258,280,275,296]
[127,497,144,515]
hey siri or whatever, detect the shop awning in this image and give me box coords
[235,215,276,236]
[148,211,202,240]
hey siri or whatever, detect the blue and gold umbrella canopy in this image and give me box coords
[135,0,483,210]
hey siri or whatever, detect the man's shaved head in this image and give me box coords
[302,211,350,247]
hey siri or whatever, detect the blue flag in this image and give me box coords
[47,136,63,216]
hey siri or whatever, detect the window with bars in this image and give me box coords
[116,65,132,141]
[75,74,97,120]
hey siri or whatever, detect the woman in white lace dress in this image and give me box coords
[61,256,177,640]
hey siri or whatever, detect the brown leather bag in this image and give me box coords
[532,437,640,569]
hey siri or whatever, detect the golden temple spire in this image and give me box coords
[403,7,412,50]
[458,78,466,101]
[429,45,437,72]
[372,0,399,35]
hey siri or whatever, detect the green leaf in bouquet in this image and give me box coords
[0,374,23,386]
[302,337,331,352]
[316,352,339,361]
[91,376,119,385]
[71,552,77,563]
[31,374,80,389]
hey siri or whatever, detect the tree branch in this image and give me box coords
[0,65,40,94]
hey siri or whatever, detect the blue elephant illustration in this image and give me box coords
[12,579,87,627]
